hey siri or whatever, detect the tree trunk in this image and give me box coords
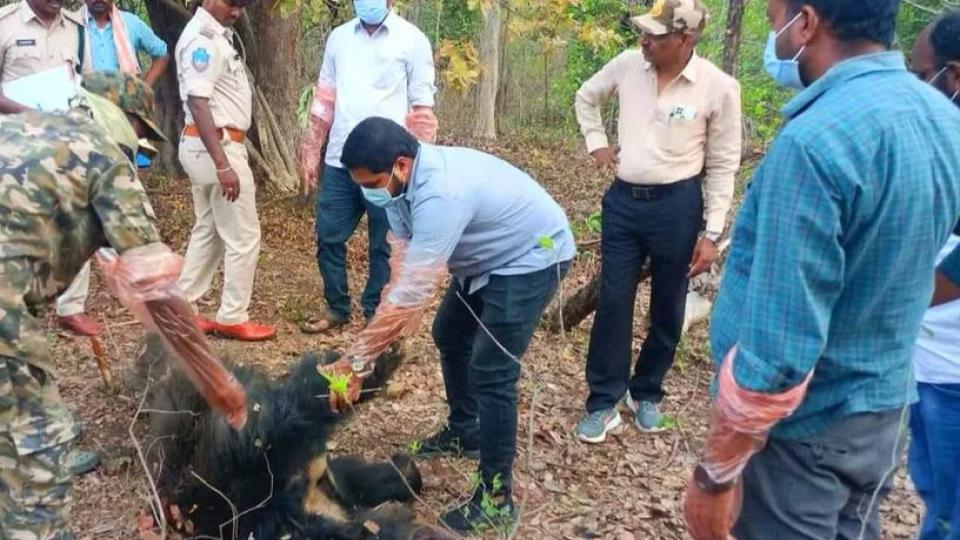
[722,0,746,75]
[244,5,301,192]
[473,0,501,139]
[144,0,192,174]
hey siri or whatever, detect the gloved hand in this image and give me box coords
[97,244,248,429]
[405,108,438,143]
[317,359,362,413]
[299,115,330,194]
[684,475,742,540]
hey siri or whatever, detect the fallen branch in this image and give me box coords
[130,365,168,539]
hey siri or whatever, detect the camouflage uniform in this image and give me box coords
[0,108,161,538]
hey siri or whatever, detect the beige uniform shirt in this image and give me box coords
[575,50,742,233]
[174,7,251,131]
[0,1,83,83]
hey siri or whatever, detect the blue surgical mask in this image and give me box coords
[764,12,806,90]
[353,0,388,25]
[360,169,399,207]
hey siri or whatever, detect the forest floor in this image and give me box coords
[51,134,922,539]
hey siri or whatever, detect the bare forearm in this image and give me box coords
[187,97,230,169]
[932,269,960,307]
[0,92,29,114]
[142,56,169,87]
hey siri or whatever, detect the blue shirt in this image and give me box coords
[711,52,960,439]
[85,10,167,72]
[385,144,575,295]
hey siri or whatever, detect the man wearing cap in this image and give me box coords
[0,72,213,539]
[0,0,113,338]
[573,0,741,441]
[174,0,275,341]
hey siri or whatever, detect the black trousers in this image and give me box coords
[585,177,703,412]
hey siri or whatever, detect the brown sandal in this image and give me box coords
[299,313,348,334]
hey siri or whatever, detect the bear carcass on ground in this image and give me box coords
[134,334,454,540]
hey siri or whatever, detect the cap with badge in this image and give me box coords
[80,71,168,143]
[630,0,709,36]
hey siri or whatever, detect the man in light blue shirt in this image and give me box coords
[331,116,574,534]
[82,0,168,86]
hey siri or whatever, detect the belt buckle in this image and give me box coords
[632,186,653,200]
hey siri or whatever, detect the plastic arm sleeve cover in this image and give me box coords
[96,244,248,429]
[301,83,335,172]
[405,108,438,143]
[345,233,448,373]
[700,345,813,484]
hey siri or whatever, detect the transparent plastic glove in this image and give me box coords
[299,82,336,194]
[700,345,813,484]
[96,244,248,429]
[405,108,438,143]
[345,234,448,373]
[299,115,330,194]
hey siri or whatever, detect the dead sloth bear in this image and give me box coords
[136,335,453,539]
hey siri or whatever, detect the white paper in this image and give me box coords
[1,64,79,112]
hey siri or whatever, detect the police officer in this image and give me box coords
[0,0,84,114]
[175,0,275,341]
[0,73,231,539]
[0,0,110,339]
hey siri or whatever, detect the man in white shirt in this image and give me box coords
[298,0,436,334]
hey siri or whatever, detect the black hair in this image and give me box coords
[932,10,960,66]
[787,0,899,47]
[341,117,420,174]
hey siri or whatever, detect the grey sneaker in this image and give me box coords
[633,400,665,433]
[574,408,622,444]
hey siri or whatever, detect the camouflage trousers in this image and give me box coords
[0,357,75,540]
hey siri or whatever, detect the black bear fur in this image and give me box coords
[136,335,452,540]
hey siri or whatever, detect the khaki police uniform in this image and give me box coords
[0,1,95,321]
[0,108,161,538]
[174,6,260,326]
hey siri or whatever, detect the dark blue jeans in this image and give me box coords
[585,177,702,412]
[432,263,569,490]
[909,382,960,540]
[315,165,391,320]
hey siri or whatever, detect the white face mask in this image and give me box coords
[763,11,807,90]
[928,66,960,103]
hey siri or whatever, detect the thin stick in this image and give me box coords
[218,454,275,535]
[190,470,239,540]
[130,365,168,539]
[387,459,468,540]
[507,381,540,540]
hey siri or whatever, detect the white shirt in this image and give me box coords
[315,10,435,168]
[915,234,960,384]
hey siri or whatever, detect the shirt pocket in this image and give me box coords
[6,40,43,73]
[655,105,704,157]
[371,51,407,91]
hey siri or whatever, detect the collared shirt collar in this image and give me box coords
[641,52,701,84]
[196,6,229,39]
[85,7,113,29]
[783,51,906,119]
[353,9,396,35]
[19,0,64,27]
[399,145,423,202]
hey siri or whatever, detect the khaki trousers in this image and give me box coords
[177,135,261,325]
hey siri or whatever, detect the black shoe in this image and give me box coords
[414,426,480,459]
[440,487,517,534]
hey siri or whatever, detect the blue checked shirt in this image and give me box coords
[711,52,960,439]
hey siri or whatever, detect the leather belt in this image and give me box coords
[615,176,702,201]
[183,124,246,143]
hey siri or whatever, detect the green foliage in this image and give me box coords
[297,83,314,128]
[657,414,679,431]
[538,235,556,250]
[320,370,351,399]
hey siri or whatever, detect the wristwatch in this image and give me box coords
[348,355,368,375]
[703,231,722,243]
[694,463,735,494]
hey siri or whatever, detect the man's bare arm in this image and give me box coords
[142,55,169,87]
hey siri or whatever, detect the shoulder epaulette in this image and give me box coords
[198,24,216,39]
[62,8,85,26]
[0,3,20,21]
